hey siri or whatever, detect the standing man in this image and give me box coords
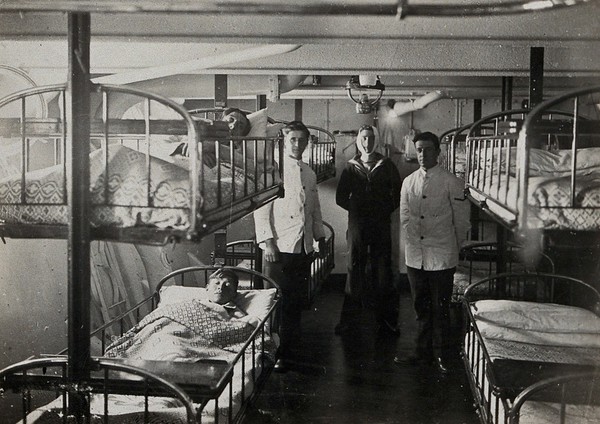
[335,125,402,336]
[394,131,470,374]
[254,121,326,372]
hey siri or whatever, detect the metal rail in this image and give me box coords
[0,0,592,18]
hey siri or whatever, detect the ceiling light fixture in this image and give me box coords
[346,75,385,114]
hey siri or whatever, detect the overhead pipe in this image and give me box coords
[0,0,591,17]
[389,90,447,117]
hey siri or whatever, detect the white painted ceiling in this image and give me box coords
[0,1,599,100]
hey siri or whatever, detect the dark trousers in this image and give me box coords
[406,266,455,359]
[340,218,399,327]
[262,251,311,360]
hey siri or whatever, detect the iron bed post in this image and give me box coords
[66,11,92,419]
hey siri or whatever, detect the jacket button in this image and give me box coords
[420,236,424,240]
[420,216,424,219]
[422,195,427,199]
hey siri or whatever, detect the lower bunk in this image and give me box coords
[212,221,335,308]
[462,272,600,424]
[0,266,280,424]
[451,241,555,305]
[508,371,600,424]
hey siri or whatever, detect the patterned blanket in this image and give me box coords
[104,299,266,363]
[0,144,274,229]
[21,299,276,424]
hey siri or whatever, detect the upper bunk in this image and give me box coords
[0,84,284,245]
[188,107,336,183]
[463,85,600,247]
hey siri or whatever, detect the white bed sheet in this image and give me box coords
[517,401,600,424]
[463,300,600,423]
[468,171,600,230]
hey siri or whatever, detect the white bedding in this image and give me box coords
[471,300,600,360]
[477,147,600,178]
[20,288,278,424]
[468,171,600,230]
[517,401,600,424]
[0,144,275,230]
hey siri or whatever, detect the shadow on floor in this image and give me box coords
[246,276,479,424]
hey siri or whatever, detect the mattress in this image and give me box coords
[0,144,274,230]
[468,147,600,230]
[469,172,600,230]
[463,299,600,422]
[19,289,278,424]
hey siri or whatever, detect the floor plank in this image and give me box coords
[246,277,480,424]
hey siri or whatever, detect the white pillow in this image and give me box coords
[557,147,600,175]
[236,288,277,320]
[246,108,268,137]
[158,285,209,306]
[521,147,600,177]
[473,299,600,333]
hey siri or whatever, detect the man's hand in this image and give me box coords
[263,238,280,263]
[316,238,327,259]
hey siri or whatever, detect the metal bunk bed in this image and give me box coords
[465,87,600,248]
[0,13,284,421]
[508,371,600,423]
[2,266,280,423]
[211,221,335,308]
[189,107,336,184]
[0,1,593,423]
[462,273,600,424]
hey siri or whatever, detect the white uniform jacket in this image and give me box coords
[401,165,471,271]
[254,156,326,254]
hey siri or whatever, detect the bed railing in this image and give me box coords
[463,272,600,312]
[189,108,336,183]
[464,103,599,235]
[508,371,600,424]
[305,125,336,183]
[17,266,280,424]
[0,85,284,245]
[0,356,198,423]
[461,272,600,424]
[440,120,495,178]
[211,221,335,307]
[452,241,555,304]
[517,85,600,232]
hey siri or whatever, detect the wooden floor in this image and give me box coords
[246,276,480,424]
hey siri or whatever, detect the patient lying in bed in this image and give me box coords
[105,268,263,363]
[19,269,277,423]
[170,107,254,168]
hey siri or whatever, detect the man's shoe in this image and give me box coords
[435,357,449,374]
[273,358,289,373]
[393,354,431,366]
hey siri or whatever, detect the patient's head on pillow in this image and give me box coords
[222,108,251,137]
[206,268,239,304]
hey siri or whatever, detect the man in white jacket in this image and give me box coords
[254,121,326,372]
[394,131,470,374]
